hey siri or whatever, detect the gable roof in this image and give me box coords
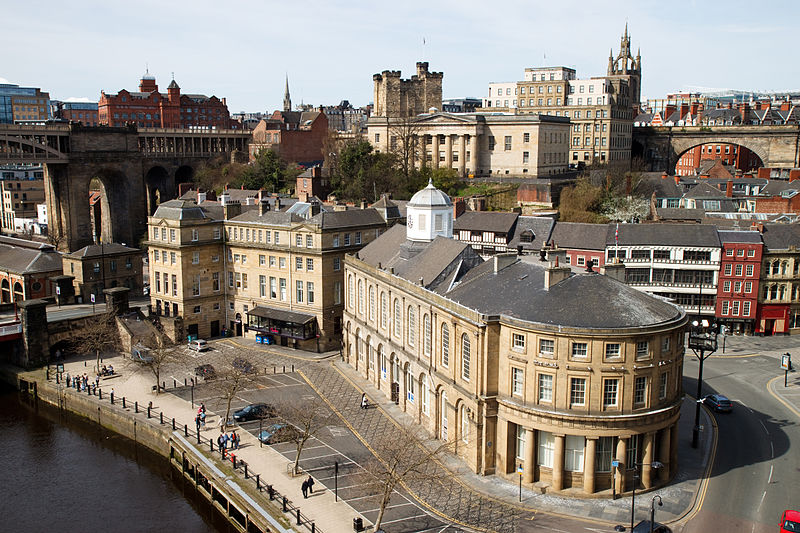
[0,236,62,275]
[454,211,518,234]
[550,222,608,251]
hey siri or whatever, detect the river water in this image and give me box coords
[0,385,228,533]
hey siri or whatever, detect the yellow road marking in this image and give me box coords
[674,399,718,527]
[767,375,800,420]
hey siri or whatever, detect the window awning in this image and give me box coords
[247,306,315,325]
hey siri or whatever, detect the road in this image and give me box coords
[681,348,800,533]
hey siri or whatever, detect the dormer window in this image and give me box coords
[520,229,535,243]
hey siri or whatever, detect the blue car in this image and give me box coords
[258,423,287,444]
[704,394,733,413]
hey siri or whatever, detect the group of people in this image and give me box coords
[217,430,240,451]
[65,372,95,393]
[195,403,207,430]
[301,475,315,498]
[99,365,115,376]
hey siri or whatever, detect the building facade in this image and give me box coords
[715,231,763,335]
[0,235,62,303]
[367,112,570,178]
[0,169,45,235]
[98,73,231,129]
[343,182,686,496]
[54,101,100,126]
[249,110,329,166]
[62,243,144,303]
[146,198,390,349]
[0,82,51,124]
[757,224,800,335]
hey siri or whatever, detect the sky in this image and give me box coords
[2,0,798,113]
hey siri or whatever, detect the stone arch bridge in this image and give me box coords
[0,123,251,251]
[633,124,800,174]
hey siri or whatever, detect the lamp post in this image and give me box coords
[649,495,663,533]
[629,461,664,532]
[688,318,718,448]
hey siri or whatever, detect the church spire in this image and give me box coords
[283,75,292,112]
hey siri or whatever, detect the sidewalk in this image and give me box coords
[56,351,365,533]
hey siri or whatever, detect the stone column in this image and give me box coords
[433,134,441,169]
[642,431,655,489]
[18,299,49,369]
[670,423,679,476]
[583,437,597,494]
[659,426,671,482]
[615,436,627,495]
[103,287,130,316]
[552,434,566,491]
[444,134,453,169]
[524,427,535,484]
[459,135,467,177]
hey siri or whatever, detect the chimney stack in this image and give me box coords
[601,259,626,282]
[493,253,517,273]
[726,179,733,197]
[544,257,571,290]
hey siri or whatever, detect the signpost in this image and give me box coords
[90,293,96,313]
[517,463,524,501]
[611,459,620,500]
[55,285,61,308]
[782,353,792,387]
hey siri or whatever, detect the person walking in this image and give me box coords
[306,476,315,495]
[301,479,309,499]
[195,415,201,435]
[360,393,368,409]
[199,411,206,427]
[231,431,239,450]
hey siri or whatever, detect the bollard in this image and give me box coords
[210,439,214,452]
[135,401,138,413]
[99,390,102,400]
[184,378,187,386]
[111,392,114,404]
[283,365,285,373]
[292,364,294,372]
[87,386,91,396]
[264,367,267,375]
[282,496,287,512]
[232,455,236,468]
[184,424,188,437]
[268,484,274,500]
[273,366,276,374]
[172,418,176,430]
[173,379,177,388]
[296,509,301,525]
[162,381,165,391]
[244,464,248,479]
[312,522,315,533]
[256,475,260,492]
[122,397,126,408]
[147,406,151,418]
[160,412,164,424]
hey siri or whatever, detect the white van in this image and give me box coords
[188,339,209,352]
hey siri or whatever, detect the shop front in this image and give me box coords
[246,306,318,351]
[755,304,790,336]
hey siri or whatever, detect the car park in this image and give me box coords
[780,509,800,532]
[631,520,670,533]
[703,394,733,413]
[188,339,208,352]
[257,423,288,444]
[233,357,256,374]
[233,403,275,423]
[195,364,216,380]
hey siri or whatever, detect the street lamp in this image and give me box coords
[650,495,663,533]
[629,461,664,532]
[688,318,718,448]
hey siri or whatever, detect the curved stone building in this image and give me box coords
[343,182,687,496]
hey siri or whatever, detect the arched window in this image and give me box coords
[779,284,786,300]
[421,374,429,415]
[460,404,469,443]
[423,314,431,356]
[440,391,449,441]
[357,280,364,315]
[369,286,375,321]
[380,292,388,329]
[348,275,354,309]
[441,323,450,367]
[771,285,779,300]
[461,333,471,381]
[406,369,416,403]
[407,306,416,347]
[782,262,789,275]
[393,299,401,338]
[379,344,387,380]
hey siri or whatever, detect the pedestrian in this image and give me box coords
[110,387,114,401]
[200,403,206,414]
[217,433,225,451]
[218,416,225,432]
[231,431,239,450]
[306,476,315,494]
[199,411,206,426]
[301,479,308,499]
[65,373,71,387]
[95,375,100,388]
[195,415,201,434]
[360,393,368,409]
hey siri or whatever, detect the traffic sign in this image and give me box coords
[781,353,791,370]
[611,460,620,468]
[55,286,60,295]
[517,464,524,475]
[90,294,96,303]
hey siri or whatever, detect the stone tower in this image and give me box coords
[607,24,642,109]
[372,62,443,118]
[283,75,292,112]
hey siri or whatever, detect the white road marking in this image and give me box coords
[757,490,767,512]
[379,514,430,526]
[770,440,774,459]
[759,420,769,435]
[768,464,774,483]
[362,502,416,513]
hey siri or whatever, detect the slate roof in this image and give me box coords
[760,223,800,250]
[0,236,62,275]
[550,222,608,251]
[717,230,763,244]
[307,209,387,230]
[683,182,726,199]
[454,211,518,234]
[760,180,800,196]
[152,200,214,221]
[65,243,141,259]
[445,256,683,329]
[507,216,555,251]
[608,223,721,247]
[656,208,705,222]
[229,210,302,225]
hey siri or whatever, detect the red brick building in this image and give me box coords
[675,144,762,176]
[98,73,230,129]
[715,230,762,335]
[250,110,328,166]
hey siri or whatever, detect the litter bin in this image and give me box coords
[255,334,263,344]
[353,517,363,532]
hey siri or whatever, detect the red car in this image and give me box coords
[780,510,800,533]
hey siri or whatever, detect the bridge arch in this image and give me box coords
[88,167,135,245]
[175,165,194,190]
[673,140,765,176]
[144,165,170,215]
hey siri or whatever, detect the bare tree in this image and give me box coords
[141,334,183,394]
[208,354,257,431]
[70,310,120,373]
[275,397,333,475]
[361,422,453,532]
[388,117,423,179]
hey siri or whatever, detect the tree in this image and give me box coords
[275,398,332,475]
[387,118,423,180]
[70,310,120,373]
[141,334,183,394]
[361,422,453,532]
[558,178,608,223]
[209,353,257,431]
[236,149,301,193]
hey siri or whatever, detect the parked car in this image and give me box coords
[704,394,733,413]
[195,364,216,380]
[233,403,275,422]
[188,339,209,352]
[131,344,154,364]
[233,357,256,374]
[632,520,670,533]
[780,509,800,533]
[257,423,288,444]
